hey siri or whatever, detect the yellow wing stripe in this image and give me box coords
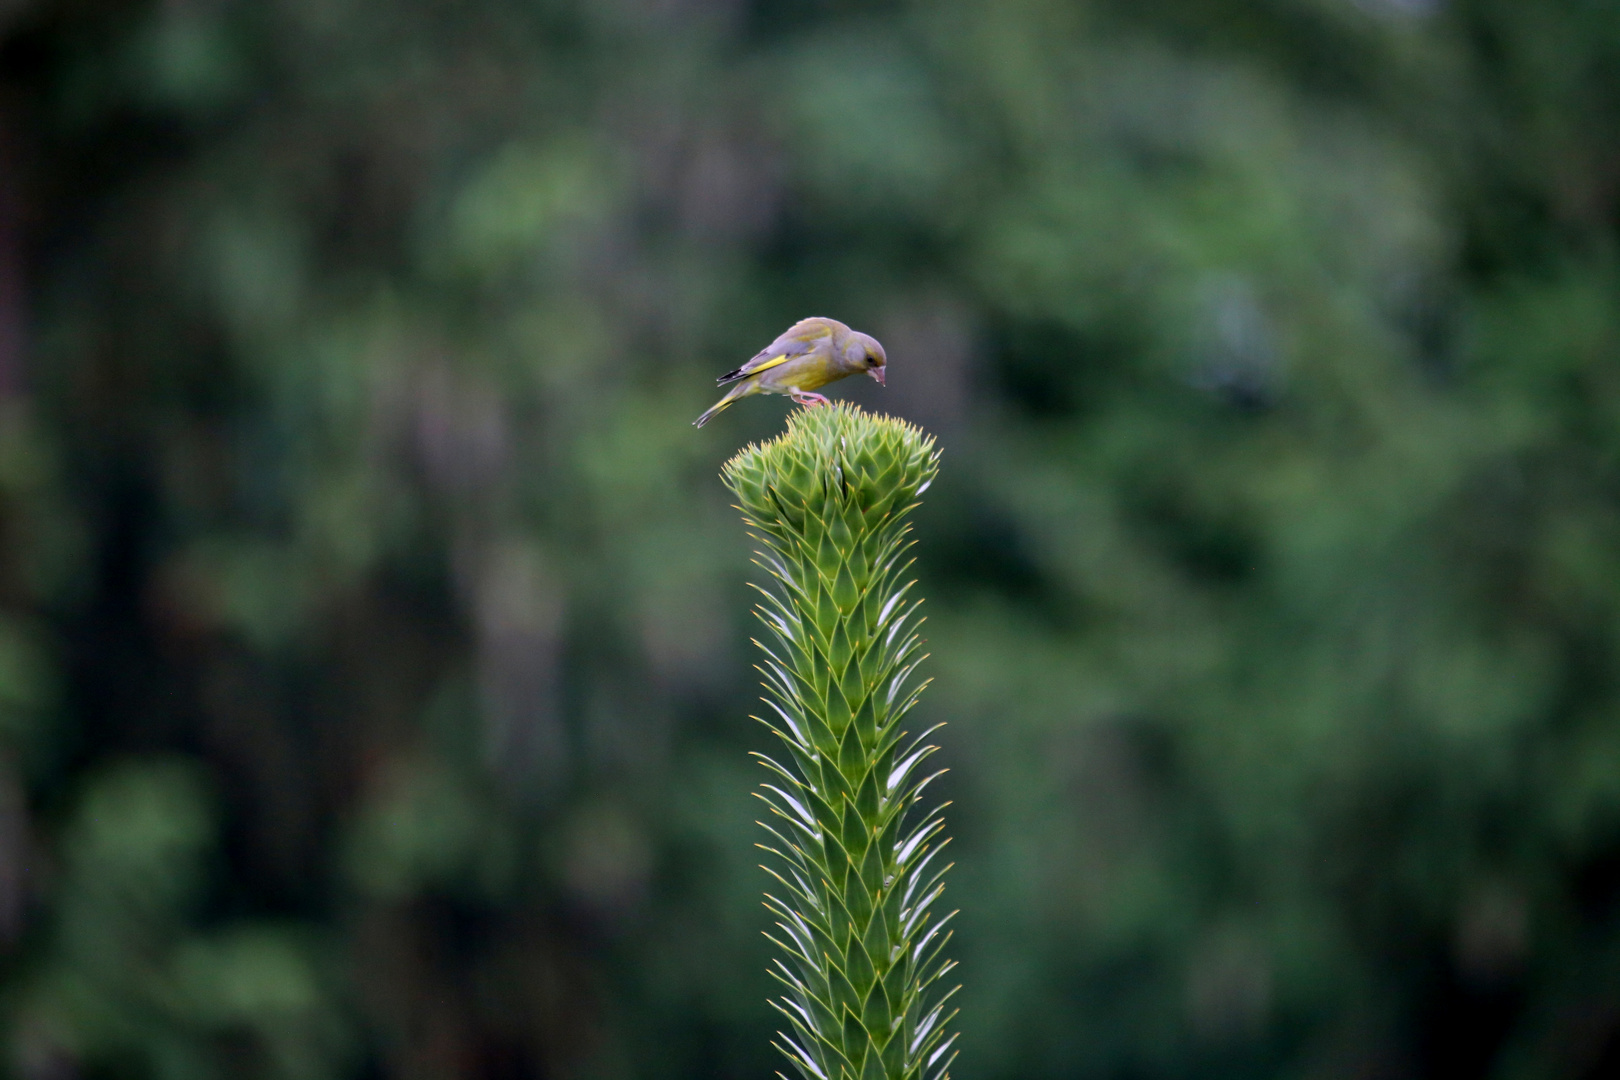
[739,352,796,377]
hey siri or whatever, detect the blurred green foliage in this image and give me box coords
[0,0,1617,1078]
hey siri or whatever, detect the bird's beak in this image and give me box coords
[869,366,886,386]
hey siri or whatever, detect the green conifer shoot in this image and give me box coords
[722,405,958,1080]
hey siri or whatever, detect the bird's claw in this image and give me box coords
[791,392,831,408]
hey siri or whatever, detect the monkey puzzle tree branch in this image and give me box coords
[722,404,958,1080]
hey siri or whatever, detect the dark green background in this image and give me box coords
[0,0,1618,1077]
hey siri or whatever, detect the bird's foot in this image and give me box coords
[790,391,831,408]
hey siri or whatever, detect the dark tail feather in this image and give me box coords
[693,394,735,427]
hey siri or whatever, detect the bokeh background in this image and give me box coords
[0,0,1618,1077]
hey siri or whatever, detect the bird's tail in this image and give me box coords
[694,384,746,427]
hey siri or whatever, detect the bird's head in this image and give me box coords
[853,332,887,386]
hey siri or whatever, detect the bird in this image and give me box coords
[693,316,886,427]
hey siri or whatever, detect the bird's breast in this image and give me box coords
[759,354,847,393]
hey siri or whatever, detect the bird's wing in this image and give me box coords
[717,317,839,384]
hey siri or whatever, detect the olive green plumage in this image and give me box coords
[695,317,888,427]
[722,405,957,1080]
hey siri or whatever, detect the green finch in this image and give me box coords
[693,316,887,427]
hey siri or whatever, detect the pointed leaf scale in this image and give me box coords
[842,923,879,996]
[853,766,882,826]
[858,1037,887,1080]
[841,855,876,929]
[858,831,886,898]
[818,755,853,809]
[860,971,895,1048]
[837,714,865,779]
[862,886,893,964]
[832,562,860,613]
[820,831,856,906]
[814,581,841,642]
[880,952,910,1021]
[840,795,869,864]
[824,680,855,738]
[825,620,854,680]
[879,1016,908,1076]
[825,954,863,1016]
[840,658,868,721]
[841,1007,873,1066]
